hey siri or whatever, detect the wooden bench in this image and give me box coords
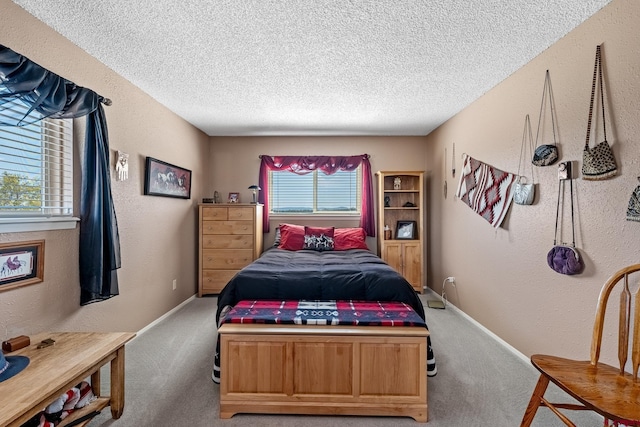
[219,323,429,422]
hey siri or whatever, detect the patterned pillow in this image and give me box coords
[303,226,335,251]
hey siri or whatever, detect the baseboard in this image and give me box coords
[135,294,197,338]
[424,288,532,366]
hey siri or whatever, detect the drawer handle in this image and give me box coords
[207,257,212,262]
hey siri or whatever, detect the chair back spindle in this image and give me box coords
[591,265,640,375]
[633,281,640,380]
[619,274,631,374]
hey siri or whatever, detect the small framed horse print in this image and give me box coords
[228,192,240,203]
[0,240,44,292]
[143,157,192,199]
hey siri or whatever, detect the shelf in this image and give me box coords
[58,397,109,427]
[384,207,419,210]
[383,189,420,193]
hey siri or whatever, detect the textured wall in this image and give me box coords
[0,0,210,339]
[2,0,637,369]
[208,136,429,252]
[426,0,640,366]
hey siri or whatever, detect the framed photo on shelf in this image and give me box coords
[143,157,192,199]
[228,192,240,203]
[0,240,45,292]
[395,220,417,240]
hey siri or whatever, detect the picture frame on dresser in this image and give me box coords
[0,240,44,292]
[143,156,192,199]
[396,220,417,240]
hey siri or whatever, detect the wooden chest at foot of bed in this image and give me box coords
[218,324,429,422]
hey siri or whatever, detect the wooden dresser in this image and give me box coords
[198,203,263,296]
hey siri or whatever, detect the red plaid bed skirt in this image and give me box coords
[222,300,426,327]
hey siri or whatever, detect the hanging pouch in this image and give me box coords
[532,145,558,166]
[548,166,584,275]
[547,245,582,275]
[532,70,559,166]
[627,177,640,222]
[513,177,534,205]
[513,115,536,205]
[582,45,617,180]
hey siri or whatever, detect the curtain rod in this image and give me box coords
[258,154,370,159]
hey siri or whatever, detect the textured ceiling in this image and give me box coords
[12,0,612,136]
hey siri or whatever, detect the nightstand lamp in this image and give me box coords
[248,185,261,204]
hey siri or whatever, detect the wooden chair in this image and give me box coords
[521,264,640,427]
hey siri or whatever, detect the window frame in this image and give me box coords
[268,166,362,217]
[0,116,79,233]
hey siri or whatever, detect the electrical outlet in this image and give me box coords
[446,276,455,283]
[172,279,177,290]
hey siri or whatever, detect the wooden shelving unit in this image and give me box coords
[376,171,425,292]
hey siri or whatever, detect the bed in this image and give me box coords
[213,224,437,384]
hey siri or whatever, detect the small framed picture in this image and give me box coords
[396,220,417,240]
[228,192,240,203]
[0,240,45,292]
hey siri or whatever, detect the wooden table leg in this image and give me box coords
[90,370,101,397]
[110,346,126,419]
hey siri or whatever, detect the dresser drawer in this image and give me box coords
[202,234,253,249]
[202,206,228,221]
[228,207,255,220]
[201,270,238,294]
[202,249,253,269]
[202,221,254,235]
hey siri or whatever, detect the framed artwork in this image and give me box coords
[0,240,45,292]
[144,157,192,199]
[396,220,417,240]
[228,192,240,203]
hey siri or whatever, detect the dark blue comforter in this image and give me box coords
[213,248,436,382]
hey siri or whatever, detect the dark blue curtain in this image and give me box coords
[0,45,120,305]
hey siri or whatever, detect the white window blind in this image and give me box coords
[0,104,73,218]
[270,167,361,214]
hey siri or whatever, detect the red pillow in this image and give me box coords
[334,227,368,251]
[304,226,335,238]
[277,223,305,250]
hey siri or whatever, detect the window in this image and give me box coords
[270,167,361,214]
[0,103,74,230]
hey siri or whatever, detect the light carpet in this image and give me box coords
[89,291,601,426]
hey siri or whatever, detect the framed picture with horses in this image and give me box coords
[143,157,192,199]
[0,240,44,292]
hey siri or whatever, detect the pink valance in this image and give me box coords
[258,154,375,237]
